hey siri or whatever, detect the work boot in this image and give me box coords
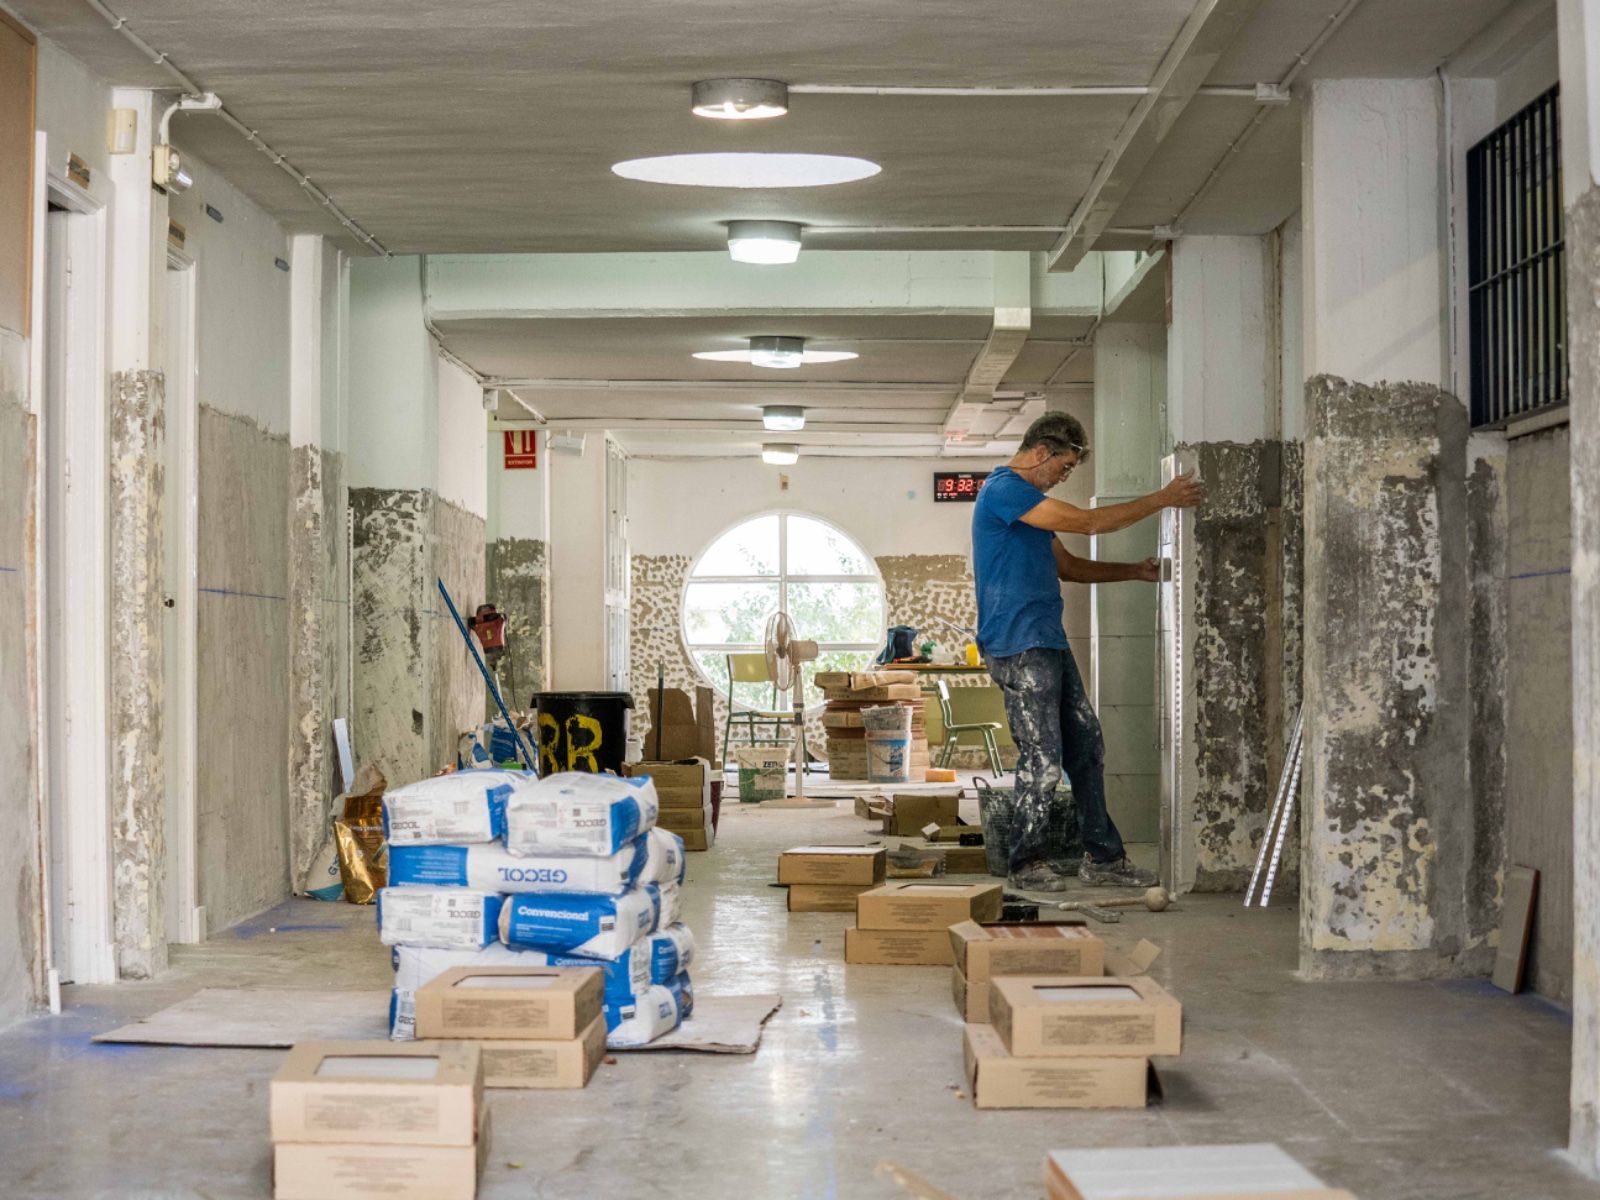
[1006,862,1072,893]
[1079,854,1159,888]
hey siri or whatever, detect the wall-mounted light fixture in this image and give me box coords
[692,78,789,120]
[762,405,806,431]
[728,220,802,264]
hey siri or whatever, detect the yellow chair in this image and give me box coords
[722,652,810,769]
[935,677,1004,775]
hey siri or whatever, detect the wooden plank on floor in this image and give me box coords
[1492,865,1539,994]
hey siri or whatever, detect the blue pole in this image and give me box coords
[436,578,539,772]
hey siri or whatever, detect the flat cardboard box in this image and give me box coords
[940,845,990,874]
[816,670,919,689]
[656,805,714,834]
[623,758,708,791]
[645,687,718,764]
[414,966,604,1041]
[844,926,955,966]
[952,963,990,1022]
[885,794,961,836]
[778,845,887,886]
[270,1040,481,1147]
[479,1017,606,1089]
[1044,1143,1352,1200]
[679,820,715,851]
[789,883,876,913]
[990,975,1182,1058]
[963,1024,1153,1110]
[949,922,1105,983]
[855,882,1004,931]
[274,1107,491,1200]
[823,684,922,701]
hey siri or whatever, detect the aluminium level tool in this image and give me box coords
[1244,706,1304,908]
[437,578,538,772]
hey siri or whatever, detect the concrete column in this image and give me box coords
[546,432,609,690]
[1559,0,1600,1171]
[487,420,550,709]
[1300,78,1497,979]
[1091,322,1165,843]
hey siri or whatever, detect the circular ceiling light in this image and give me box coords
[728,219,802,264]
[693,337,860,367]
[762,444,800,466]
[611,153,881,189]
[692,78,789,120]
[762,405,806,432]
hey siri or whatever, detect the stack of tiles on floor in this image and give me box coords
[379,770,695,1051]
[414,966,607,1089]
[270,1040,488,1200]
[778,845,886,912]
[964,974,1183,1109]
[1045,1143,1357,1200]
[817,670,928,780]
[844,881,1002,965]
[948,921,1105,1022]
[623,758,715,850]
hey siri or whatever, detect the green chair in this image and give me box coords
[935,677,1004,775]
[722,652,810,770]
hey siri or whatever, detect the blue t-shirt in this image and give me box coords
[971,467,1068,659]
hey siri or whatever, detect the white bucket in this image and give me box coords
[865,729,911,784]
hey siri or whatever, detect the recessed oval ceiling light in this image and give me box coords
[611,153,881,189]
[692,78,789,120]
[693,337,860,368]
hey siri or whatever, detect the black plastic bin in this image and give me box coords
[531,691,634,775]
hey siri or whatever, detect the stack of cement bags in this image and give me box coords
[379,769,696,1049]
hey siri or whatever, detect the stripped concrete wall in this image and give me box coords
[486,536,547,708]
[433,499,486,768]
[196,407,291,934]
[0,330,42,1024]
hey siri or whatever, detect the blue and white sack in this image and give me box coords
[499,887,658,959]
[382,770,526,846]
[505,772,659,857]
[526,943,653,1005]
[651,882,683,930]
[667,972,694,1019]
[606,983,683,1048]
[389,839,648,894]
[377,887,504,950]
[639,827,686,887]
[646,924,696,983]
[389,942,527,1039]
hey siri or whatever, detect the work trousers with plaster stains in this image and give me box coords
[987,646,1125,871]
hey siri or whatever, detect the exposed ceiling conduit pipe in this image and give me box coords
[1168,0,1369,231]
[790,83,1260,99]
[81,0,391,257]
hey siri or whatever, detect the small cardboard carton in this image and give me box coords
[657,805,713,835]
[949,922,1105,984]
[939,844,989,874]
[885,794,960,836]
[778,845,887,886]
[274,1106,492,1200]
[1044,1143,1354,1200]
[844,926,955,966]
[414,966,604,1041]
[990,975,1182,1058]
[823,684,922,701]
[624,759,711,809]
[679,818,715,852]
[270,1040,482,1147]
[789,883,876,913]
[963,1024,1153,1110]
[952,963,989,1022]
[479,1016,606,1089]
[855,882,1003,931]
[645,687,718,764]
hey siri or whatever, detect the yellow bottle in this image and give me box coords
[964,642,981,667]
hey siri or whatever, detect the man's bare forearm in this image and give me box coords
[1060,557,1153,584]
[1080,490,1166,536]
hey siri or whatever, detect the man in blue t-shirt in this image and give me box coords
[973,412,1203,892]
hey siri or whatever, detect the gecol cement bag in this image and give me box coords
[377,887,504,950]
[639,827,686,887]
[499,886,658,959]
[505,772,659,857]
[667,972,694,1019]
[647,924,696,983]
[388,838,648,894]
[524,943,652,1005]
[382,769,529,846]
[652,882,682,930]
[605,983,683,1048]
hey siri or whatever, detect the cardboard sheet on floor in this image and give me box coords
[95,988,782,1055]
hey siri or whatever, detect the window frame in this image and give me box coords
[681,510,886,711]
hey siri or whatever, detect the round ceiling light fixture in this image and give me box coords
[693,337,860,367]
[727,219,802,264]
[762,405,806,432]
[691,78,789,120]
[611,153,880,189]
[762,443,800,466]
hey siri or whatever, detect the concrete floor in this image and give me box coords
[0,793,1595,1200]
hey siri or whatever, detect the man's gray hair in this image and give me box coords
[1018,412,1089,457]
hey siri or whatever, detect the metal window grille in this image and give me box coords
[1468,85,1566,428]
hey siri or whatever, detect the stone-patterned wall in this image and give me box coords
[487,535,547,711]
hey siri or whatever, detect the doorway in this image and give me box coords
[40,181,114,985]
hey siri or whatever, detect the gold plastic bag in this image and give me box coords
[334,765,387,904]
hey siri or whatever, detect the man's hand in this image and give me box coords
[1160,470,1205,509]
[1136,557,1160,583]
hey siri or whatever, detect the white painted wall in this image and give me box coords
[1558,0,1600,199]
[1168,235,1275,445]
[1303,79,1449,388]
[489,426,548,543]
[348,257,436,490]
[436,357,487,518]
[33,40,110,182]
[548,434,608,688]
[1279,215,1305,442]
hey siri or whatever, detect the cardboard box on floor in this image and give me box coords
[623,758,711,808]
[414,966,604,1042]
[270,1040,482,1146]
[479,1017,606,1089]
[963,1024,1155,1109]
[274,1107,492,1200]
[884,794,960,837]
[952,931,1157,1023]
[645,686,718,765]
[845,927,957,965]
[779,846,886,886]
[950,922,1105,982]
[1045,1143,1356,1200]
[855,882,1003,931]
[789,883,878,913]
[657,806,714,835]
[990,974,1182,1058]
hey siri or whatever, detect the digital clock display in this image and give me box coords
[933,471,988,502]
